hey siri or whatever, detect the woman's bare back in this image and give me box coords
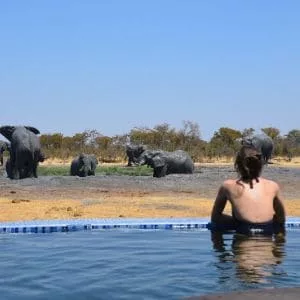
[223,177,280,223]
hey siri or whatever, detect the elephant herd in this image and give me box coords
[126,145,194,177]
[125,132,274,177]
[0,126,98,179]
[0,125,275,180]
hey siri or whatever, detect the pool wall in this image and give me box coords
[1,217,300,234]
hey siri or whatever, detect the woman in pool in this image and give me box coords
[210,145,286,235]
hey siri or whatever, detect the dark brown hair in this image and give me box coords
[234,145,263,188]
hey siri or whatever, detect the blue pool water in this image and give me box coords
[1,229,300,300]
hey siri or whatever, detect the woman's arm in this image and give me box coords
[211,184,236,226]
[273,188,286,233]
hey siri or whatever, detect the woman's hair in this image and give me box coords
[234,145,263,188]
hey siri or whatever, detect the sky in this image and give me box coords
[0,1,299,141]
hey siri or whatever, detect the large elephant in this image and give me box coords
[0,126,44,179]
[136,149,194,177]
[125,144,146,166]
[0,140,9,166]
[70,153,98,177]
[241,133,274,164]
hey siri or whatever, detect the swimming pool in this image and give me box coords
[1,223,300,300]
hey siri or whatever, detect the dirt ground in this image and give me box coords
[0,163,300,222]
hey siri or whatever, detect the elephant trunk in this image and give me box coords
[136,156,147,166]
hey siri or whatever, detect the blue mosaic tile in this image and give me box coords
[0,217,299,235]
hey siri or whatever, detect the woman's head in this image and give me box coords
[234,145,263,188]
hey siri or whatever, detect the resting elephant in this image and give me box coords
[136,149,194,177]
[125,144,146,166]
[70,153,98,177]
[0,140,9,166]
[241,133,274,164]
[0,126,44,179]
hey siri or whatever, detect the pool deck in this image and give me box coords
[188,287,300,299]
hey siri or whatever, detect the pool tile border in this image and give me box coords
[0,217,300,234]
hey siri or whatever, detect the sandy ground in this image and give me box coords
[0,161,300,222]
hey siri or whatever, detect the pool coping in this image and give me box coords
[1,217,300,234]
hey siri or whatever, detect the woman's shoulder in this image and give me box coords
[222,179,238,188]
[259,177,280,189]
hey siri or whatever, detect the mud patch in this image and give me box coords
[11,199,30,203]
[155,203,189,211]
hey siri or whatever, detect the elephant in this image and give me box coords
[125,144,146,166]
[241,133,274,164]
[0,126,44,179]
[0,140,9,166]
[70,153,98,177]
[135,149,194,177]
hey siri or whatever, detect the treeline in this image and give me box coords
[39,121,300,162]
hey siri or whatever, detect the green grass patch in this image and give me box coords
[38,165,71,176]
[38,165,152,176]
[97,165,152,176]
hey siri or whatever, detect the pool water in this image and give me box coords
[1,230,300,300]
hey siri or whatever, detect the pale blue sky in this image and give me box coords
[0,1,299,141]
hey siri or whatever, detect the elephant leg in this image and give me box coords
[14,157,23,179]
[153,165,167,178]
[20,164,30,179]
[262,154,269,165]
[78,170,87,177]
[32,163,38,178]
[13,167,20,179]
[18,154,35,179]
[161,165,167,177]
[6,160,12,179]
[9,153,19,179]
[153,168,160,177]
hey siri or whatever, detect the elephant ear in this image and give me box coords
[152,155,165,168]
[25,126,40,135]
[0,126,15,141]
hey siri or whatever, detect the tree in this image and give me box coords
[209,127,242,157]
[40,133,63,150]
[284,129,300,157]
[215,127,242,146]
[83,129,102,148]
[261,127,280,139]
[286,129,300,145]
[72,133,87,152]
[242,128,255,138]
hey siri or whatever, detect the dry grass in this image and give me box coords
[0,193,223,222]
[271,156,300,167]
[1,194,300,222]
[40,157,73,166]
